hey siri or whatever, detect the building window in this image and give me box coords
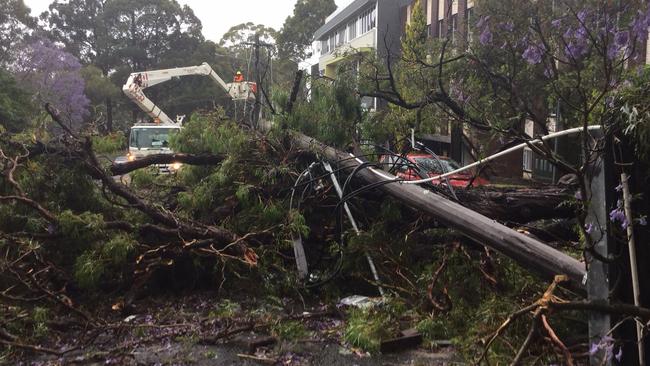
[437,19,444,39]
[466,7,473,43]
[359,5,377,35]
[337,28,345,46]
[348,20,357,40]
[451,14,458,44]
[523,148,533,171]
[329,34,336,52]
[321,39,328,54]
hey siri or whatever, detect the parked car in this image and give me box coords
[384,153,488,188]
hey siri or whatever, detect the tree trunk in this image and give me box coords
[453,187,573,222]
[106,97,113,132]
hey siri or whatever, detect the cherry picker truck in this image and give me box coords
[122,62,256,172]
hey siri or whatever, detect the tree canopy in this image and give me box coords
[276,0,336,60]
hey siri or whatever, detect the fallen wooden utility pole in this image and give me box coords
[287,130,587,290]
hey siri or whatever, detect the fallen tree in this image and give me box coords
[102,122,585,288]
[109,156,573,223]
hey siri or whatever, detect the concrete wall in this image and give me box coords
[319,29,376,78]
[376,0,404,59]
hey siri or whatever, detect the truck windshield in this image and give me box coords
[129,128,179,149]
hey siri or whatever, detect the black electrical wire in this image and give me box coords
[359,142,460,201]
[288,145,455,288]
[415,142,459,201]
[282,152,418,194]
[288,162,345,288]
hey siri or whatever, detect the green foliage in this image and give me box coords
[32,307,49,338]
[0,68,34,132]
[343,299,405,354]
[280,77,362,147]
[171,111,249,155]
[611,68,650,164]
[92,131,126,154]
[80,65,120,101]
[74,251,105,289]
[344,308,389,353]
[272,320,309,342]
[74,234,135,289]
[417,249,550,362]
[0,0,35,66]
[57,210,105,245]
[208,299,241,319]
[277,0,337,60]
[101,234,136,264]
[287,209,310,238]
[402,0,428,62]
[130,167,157,189]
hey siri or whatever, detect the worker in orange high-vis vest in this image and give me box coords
[234,71,244,82]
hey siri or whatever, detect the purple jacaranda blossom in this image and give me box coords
[563,28,574,40]
[577,9,589,23]
[615,347,623,362]
[551,18,562,28]
[590,335,617,360]
[544,67,553,79]
[12,39,89,130]
[615,31,629,47]
[609,207,628,229]
[575,191,583,200]
[622,218,629,229]
[608,31,632,60]
[499,21,514,32]
[609,208,624,222]
[631,8,650,41]
[585,223,594,234]
[638,216,647,226]
[608,44,621,60]
[522,44,543,64]
[480,27,493,45]
[565,41,589,59]
[476,15,490,30]
[575,25,589,40]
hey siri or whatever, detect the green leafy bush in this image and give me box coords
[92,131,126,154]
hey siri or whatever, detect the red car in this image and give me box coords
[386,153,488,188]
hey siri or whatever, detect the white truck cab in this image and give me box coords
[127,123,182,173]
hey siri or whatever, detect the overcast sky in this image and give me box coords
[24,0,354,43]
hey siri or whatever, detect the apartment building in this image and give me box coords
[401,0,474,43]
[312,0,408,78]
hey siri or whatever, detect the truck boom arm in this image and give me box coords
[122,62,253,125]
